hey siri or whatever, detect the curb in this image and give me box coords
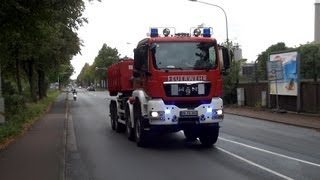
[60,92,69,180]
[224,111,320,130]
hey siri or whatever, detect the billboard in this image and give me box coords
[268,51,299,96]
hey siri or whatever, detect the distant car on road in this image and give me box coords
[87,86,95,91]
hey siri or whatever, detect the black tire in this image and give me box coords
[183,128,198,141]
[110,101,125,133]
[110,102,116,130]
[115,116,125,133]
[199,126,219,147]
[125,106,135,141]
[134,102,148,147]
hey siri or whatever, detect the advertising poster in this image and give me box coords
[269,51,299,96]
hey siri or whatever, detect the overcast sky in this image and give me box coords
[71,0,315,79]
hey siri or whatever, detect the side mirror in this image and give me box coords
[219,46,231,75]
[222,47,230,69]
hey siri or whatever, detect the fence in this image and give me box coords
[237,81,320,113]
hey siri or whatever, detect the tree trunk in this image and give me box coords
[38,66,47,99]
[16,58,22,95]
[26,60,37,102]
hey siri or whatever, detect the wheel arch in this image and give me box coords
[132,90,149,117]
[125,101,134,128]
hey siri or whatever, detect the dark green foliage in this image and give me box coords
[222,59,246,104]
[76,43,120,86]
[0,0,97,102]
[254,42,320,81]
[3,95,26,117]
[297,43,320,80]
[256,42,290,80]
[0,90,60,144]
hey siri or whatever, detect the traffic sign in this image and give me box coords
[267,60,283,81]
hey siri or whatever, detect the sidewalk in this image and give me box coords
[224,105,320,130]
[0,93,67,180]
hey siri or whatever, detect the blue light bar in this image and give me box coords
[203,27,211,37]
[150,28,159,37]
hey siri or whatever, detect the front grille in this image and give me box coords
[164,100,211,109]
[178,117,199,125]
[164,83,211,97]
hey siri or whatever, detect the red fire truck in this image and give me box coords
[107,27,230,147]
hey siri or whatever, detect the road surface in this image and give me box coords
[66,89,320,180]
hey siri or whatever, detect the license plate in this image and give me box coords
[180,110,198,116]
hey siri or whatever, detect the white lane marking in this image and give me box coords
[219,137,320,167]
[216,147,294,180]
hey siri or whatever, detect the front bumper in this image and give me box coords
[145,97,224,126]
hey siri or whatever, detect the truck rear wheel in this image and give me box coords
[110,101,116,130]
[110,101,125,133]
[134,103,148,147]
[199,126,219,147]
[125,106,135,141]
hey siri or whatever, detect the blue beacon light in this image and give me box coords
[203,27,212,37]
[150,28,159,37]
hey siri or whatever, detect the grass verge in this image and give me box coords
[0,89,61,149]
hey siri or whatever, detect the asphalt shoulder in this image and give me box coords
[224,105,320,130]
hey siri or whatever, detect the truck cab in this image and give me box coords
[108,27,230,147]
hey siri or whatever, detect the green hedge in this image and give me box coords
[0,89,60,146]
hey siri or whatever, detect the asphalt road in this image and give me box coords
[66,89,320,180]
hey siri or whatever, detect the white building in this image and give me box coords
[315,0,320,43]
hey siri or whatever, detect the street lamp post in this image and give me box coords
[189,0,229,50]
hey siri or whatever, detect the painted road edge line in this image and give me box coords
[219,137,320,167]
[216,147,294,180]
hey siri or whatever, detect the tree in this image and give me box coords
[256,42,289,81]
[0,0,92,101]
[77,63,94,87]
[297,43,320,81]
[222,59,247,104]
[92,44,119,86]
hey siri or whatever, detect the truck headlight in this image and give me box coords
[212,109,223,119]
[150,111,165,120]
[151,111,159,118]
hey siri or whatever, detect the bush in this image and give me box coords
[3,95,26,117]
[0,89,60,147]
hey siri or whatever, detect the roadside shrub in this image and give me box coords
[3,95,26,117]
[0,90,60,147]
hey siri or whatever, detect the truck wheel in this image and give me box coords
[111,102,125,133]
[134,104,148,147]
[125,106,134,141]
[115,118,125,133]
[110,102,116,130]
[134,118,148,147]
[184,129,198,141]
[199,126,219,147]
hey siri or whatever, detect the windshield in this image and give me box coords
[151,41,217,70]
